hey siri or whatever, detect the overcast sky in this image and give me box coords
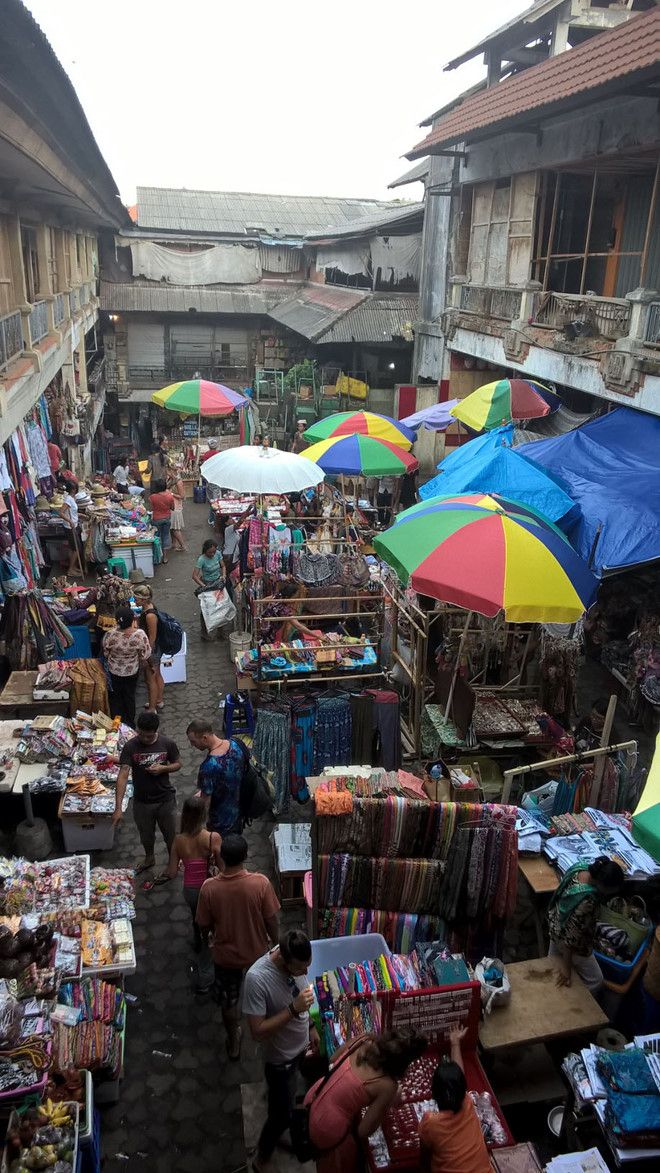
[25,0,524,205]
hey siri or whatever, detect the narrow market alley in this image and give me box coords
[97,499,291,1173]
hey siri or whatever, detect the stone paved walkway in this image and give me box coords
[98,499,299,1173]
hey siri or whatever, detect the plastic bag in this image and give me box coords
[199,588,237,633]
[475,957,511,1015]
[521,779,558,816]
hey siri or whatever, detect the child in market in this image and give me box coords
[161,796,221,992]
[418,1026,491,1173]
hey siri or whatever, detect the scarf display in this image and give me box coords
[315,795,518,939]
[318,907,442,953]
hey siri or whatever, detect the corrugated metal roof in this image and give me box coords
[307,203,424,241]
[388,161,429,190]
[134,187,409,238]
[268,285,368,341]
[444,1,563,71]
[99,280,286,315]
[408,8,660,158]
[315,295,418,345]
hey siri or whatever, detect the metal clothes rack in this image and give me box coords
[501,739,638,804]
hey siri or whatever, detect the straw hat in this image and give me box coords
[129,568,146,584]
[50,494,65,509]
[91,483,107,498]
[35,495,51,511]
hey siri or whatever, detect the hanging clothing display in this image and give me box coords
[313,693,352,772]
[252,703,291,814]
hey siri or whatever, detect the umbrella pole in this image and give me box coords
[445,609,472,722]
[197,411,202,473]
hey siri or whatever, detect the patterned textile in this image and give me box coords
[313,694,352,772]
[102,627,151,676]
[253,705,290,814]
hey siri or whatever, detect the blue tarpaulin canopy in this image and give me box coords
[419,425,576,523]
[520,407,660,576]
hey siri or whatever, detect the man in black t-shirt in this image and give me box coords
[114,711,181,874]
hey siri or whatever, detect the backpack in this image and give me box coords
[235,738,275,824]
[155,608,184,656]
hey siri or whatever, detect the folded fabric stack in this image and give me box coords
[598,1048,660,1149]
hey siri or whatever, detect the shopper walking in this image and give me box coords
[163,795,220,990]
[113,710,181,874]
[547,854,624,994]
[243,930,317,1170]
[306,1030,427,1173]
[102,606,152,727]
[192,539,226,640]
[167,469,187,552]
[418,1026,490,1173]
[134,584,165,713]
[196,834,280,1058]
[149,478,175,564]
[186,720,245,835]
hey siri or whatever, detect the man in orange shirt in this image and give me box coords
[196,834,280,1060]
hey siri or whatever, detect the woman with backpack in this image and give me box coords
[134,584,165,713]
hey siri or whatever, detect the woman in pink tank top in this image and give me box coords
[165,796,221,991]
[305,1030,426,1172]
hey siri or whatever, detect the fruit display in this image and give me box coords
[3,1101,78,1173]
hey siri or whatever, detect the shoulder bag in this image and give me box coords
[290,1038,363,1163]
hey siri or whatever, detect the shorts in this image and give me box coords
[213,964,245,1008]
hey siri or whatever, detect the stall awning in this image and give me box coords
[520,407,660,576]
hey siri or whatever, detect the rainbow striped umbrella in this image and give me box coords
[304,411,415,450]
[303,434,418,477]
[450,379,559,432]
[374,493,596,622]
[151,379,247,415]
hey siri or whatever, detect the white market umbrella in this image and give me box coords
[201,445,325,495]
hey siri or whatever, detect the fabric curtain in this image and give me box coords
[370,234,421,283]
[129,240,262,285]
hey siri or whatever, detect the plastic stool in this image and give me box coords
[223,691,255,736]
[106,557,128,579]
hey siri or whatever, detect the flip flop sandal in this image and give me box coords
[152,873,172,886]
[135,860,155,875]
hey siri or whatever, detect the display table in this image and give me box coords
[518,855,560,956]
[479,959,608,1053]
[0,671,70,719]
[271,823,311,907]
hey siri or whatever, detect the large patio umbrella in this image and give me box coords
[632,731,660,863]
[450,379,560,433]
[303,434,418,477]
[151,379,248,461]
[374,494,597,623]
[304,411,415,450]
[200,445,324,495]
[401,401,459,431]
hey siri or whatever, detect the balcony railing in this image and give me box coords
[645,301,660,348]
[460,284,523,321]
[127,362,249,389]
[28,300,49,344]
[535,292,631,341]
[0,310,23,370]
[69,287,79,313]
[53,293,66,325]
[87,355,106,392]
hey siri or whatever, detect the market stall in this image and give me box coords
[0,855,136,1132]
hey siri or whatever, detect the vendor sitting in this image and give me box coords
[261,580,319,642]
[574,696,618,753]
[112,454,131,494]
[419,1026,491,1173]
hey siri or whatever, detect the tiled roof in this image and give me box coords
[315,295,418,345]
[268,284,368,341]
[134,187,408,238]
[408,8,660,158]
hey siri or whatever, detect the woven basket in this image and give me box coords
[602,897,650,952]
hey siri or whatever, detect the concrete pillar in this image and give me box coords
[35,225,52,299]
[624,287,660,342]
